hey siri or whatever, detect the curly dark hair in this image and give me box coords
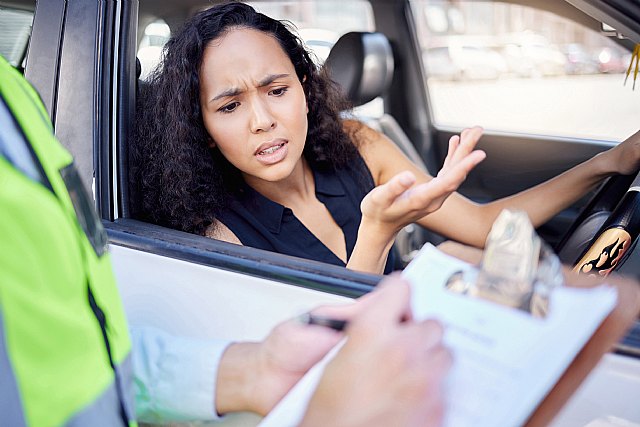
[132,1,361,235]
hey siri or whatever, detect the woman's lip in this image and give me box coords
[255,141,288,165]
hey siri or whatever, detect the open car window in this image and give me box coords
[126,0,387,292]
[130,0,640,279]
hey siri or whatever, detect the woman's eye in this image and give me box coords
[270,87,288,96]
[219,102,239,114]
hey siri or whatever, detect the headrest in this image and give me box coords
[324,32,394,107]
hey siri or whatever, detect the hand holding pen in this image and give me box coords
[236,275,450,424]
[300,276,452,427]
[297,312,349,331]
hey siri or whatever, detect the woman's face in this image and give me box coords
[199,28,309,185]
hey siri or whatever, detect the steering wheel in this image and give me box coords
[556,171,640,276]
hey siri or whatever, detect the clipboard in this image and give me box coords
[433,241,640,427]
[260,244,639,427]
[402,244,621,427]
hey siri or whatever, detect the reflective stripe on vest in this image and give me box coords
[0,55,136,426]
[0,309,27,427]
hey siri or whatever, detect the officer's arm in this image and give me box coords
[130,327,230,422]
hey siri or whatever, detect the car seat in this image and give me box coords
[323,31,428,172]
[324,32,441,266]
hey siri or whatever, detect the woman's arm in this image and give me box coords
[466,129,640,241]
[345,122,486,273]
[352,121,640,249]
[345,173,417,274]
[427,128,640,247]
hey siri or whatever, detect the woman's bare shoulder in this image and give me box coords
[342,119,382,146]
[342,118,411,184]
[205,221,243,245]
[342,119,400,157]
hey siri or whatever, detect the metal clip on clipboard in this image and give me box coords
[446,210,564,317]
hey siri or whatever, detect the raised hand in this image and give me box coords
[360,126,486,238]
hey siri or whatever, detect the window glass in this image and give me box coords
[411,0,638,141]
[0,7,34,71]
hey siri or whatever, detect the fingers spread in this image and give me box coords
[410,151,483,204]
[449,126,484,166]
[455,149,486,175]
[443,135,460,170]
[437,148,486,180]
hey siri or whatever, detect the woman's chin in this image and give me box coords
[243,163,299,185]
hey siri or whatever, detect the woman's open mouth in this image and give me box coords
[255,140,288,165]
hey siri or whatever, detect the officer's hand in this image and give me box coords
[300,277,452,427]
[215,300,359,416]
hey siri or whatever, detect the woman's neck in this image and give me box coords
[243,158,315,207]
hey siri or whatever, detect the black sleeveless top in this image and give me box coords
[218,155,396,274]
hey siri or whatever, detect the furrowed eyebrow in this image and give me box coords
[212,88,242,102]
[210,73,291,103]
[257,73,290,87]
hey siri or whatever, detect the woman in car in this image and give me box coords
[133,2,640,275]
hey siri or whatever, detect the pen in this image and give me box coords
[298,313,348,332]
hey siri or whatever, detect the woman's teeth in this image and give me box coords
[259,143,284,155]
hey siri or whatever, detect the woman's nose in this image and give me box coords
[249,99,276,133]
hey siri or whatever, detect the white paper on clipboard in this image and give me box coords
[259,244,617,427]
